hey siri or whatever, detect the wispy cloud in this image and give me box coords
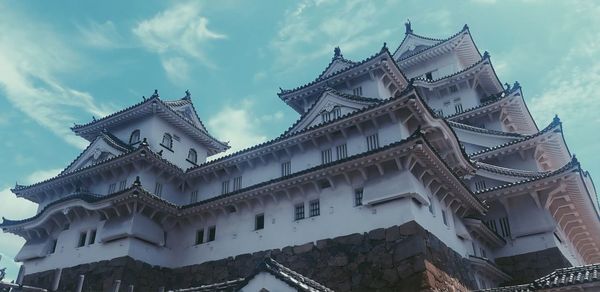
[208,100,283,159]
[77,20,127,49]
[133,1,226,82]
[270,0,395,72]
[0,4,112,149]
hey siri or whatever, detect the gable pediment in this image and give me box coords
[285,90,378,135]
[62,134,130,175]
[393,34,441,61]
[164,100,207,132]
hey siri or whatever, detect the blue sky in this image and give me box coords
[1,0,599,280]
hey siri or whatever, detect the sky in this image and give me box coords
[0,0,599,281]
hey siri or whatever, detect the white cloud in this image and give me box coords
[77,20,126,49]
[208,100,285,159]
[133,1,226,82]
[162,57,191,84]
[0,4,112,149]
[270,0,394,72]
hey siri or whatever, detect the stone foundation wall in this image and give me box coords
[23,221,476,291]
[495,247,571,286]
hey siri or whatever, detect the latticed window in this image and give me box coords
[129,129,140,144]
[336,144,347,160]
[366,133,379,151]
[309,200,320,217]
[188,149,197,163]
[233,176,242,191]
[88,229,96,245]
[77,232,87,247]
[162,133,173,149]
[475,180,487,191]
[221,180,229,194]
[353,86,363,95]
[208,226,216,242]
[354,189,363,206]
[294,203,305,221]
[108,183,116,194]
[155,182,163,197]
[190,190,198,203]
[485,217,512,238]
[118,179,127,191]
[321,148,332,164]
[281,161,291,177]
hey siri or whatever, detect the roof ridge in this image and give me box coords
[413,51,490,84]
[448,121,524,138]
[394,24,471,61]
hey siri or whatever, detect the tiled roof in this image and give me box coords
[449,121,524,138]
[444,81,521,120]
[476,263,600,291]
[169,278,244,292]
[469,116,562,158]
[393,24,471,61]
[315,49,357,81]
[475,156,580,195]
[413,51,491,84]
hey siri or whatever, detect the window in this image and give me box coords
[499,217,512,238]
[187,149,198,164]
[321,148,332,164]
[472,242,477,256]
[208,226,216,242]
[108,183,116,194]
[321,111,330,123]
[88,229,96,245]
[366,133,379,151]
[309,200,320,217]
[442,210,448,226]
[118,180,127,191]
[195,229,204,245]
[353,86,363,96]
[49,239,57,254]
[129,130,140,144]
[454,103,463,114]
[449,85,458,93]
[321,107,342,123]
[190,190,198,204]
[354,189,363,206]
[428,198,435,214]
[294,203,305,221]
[255,213,265,230]
[161,133,173,149]
[77,232,87,247]
[281,161,291,177]
[336,144,347,160]
[475,180,487,191]
[436,109,444,117]
[154,182,163,197]
[221,180,230,194]
[480,248,487,258]
[425,71,433,80]
[233,176,242,191]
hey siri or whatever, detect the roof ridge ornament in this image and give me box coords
[380,42,388,53]
[553,114,561,125]
[183,90,191,100]
[483,51,490,59]
[463,24,469,31]
[333,46,342,59]
[512,81,521,90]
[405,19,413,34]
[133,176,141,187]
[151,89,159,98]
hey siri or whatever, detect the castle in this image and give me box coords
[2,22,599,291]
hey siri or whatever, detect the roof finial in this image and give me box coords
[183,89,191,100]
[151,89,159,98]
[483,51,490,59]
[463,24,469,31]
[133,176,141,187]
[572,154,579,166]
[334,46,342,58]
[405,19,413,34]
[512,81,521,90]
[92,116,96,121]
[140,138,148,147]
[504,82,511,91]
[553,114,561,124]
[142,95,146,101]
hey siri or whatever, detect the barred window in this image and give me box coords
[309,200,320,217]
[354,189,363,206]
[281,161,291,177]
[336,144,347,160]
[475,180,487,191]
[208,226,216,242]
[88,229,96,245]
[221,180,230,194]
[155,182,163,197]
[233,176,242,191]
[118,179,127,191]
[294,203,305,221]
[190,190,198,204]
[108,183,116,194]
[353,86,363,96]
[321,148,332,164]
[366,133,379,151]
[499,217,511,238]
[77,232,87,247]
[195,229,204,245]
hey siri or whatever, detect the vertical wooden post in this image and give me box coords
[75,275,85,292]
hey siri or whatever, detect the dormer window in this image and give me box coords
[161,133,173,150]
[187,149,197,164]
[129,130,140,144]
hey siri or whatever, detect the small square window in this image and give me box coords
[255,213,265,230]
[294,203,305,221]
[309,200,320,217]
[195,229,204,245]
[208,226,216,242]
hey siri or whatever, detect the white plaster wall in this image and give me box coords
[402,53,462,80]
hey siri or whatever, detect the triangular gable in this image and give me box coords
[285,89,378,135]
[316,47,356,81]
[163,98,207,132]
[393,33,442,61]
[61,133,131,175]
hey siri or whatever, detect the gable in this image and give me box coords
[318,57,356,80]
[393,34,441,61]
[240,272,296,292]
[62,135,129,175]
[286,90,378,135]
[164,100,207,132]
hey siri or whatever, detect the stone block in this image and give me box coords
[334,233,363,245]
[368,228,386,240]
[293,242,314,254]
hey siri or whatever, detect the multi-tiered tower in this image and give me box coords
[2,23,599,291]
